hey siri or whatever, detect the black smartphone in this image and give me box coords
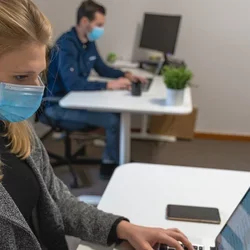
[166,204,221,224]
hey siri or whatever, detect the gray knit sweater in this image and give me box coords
[0,130,120,250]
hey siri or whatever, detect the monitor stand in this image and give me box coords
[164,53,186,68]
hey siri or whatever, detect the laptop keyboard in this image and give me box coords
[158,244,204,250]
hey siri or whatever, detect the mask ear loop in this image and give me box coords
[38,76,45,87]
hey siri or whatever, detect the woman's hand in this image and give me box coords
[116,221,194,250]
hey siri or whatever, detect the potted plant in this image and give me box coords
[162,66,193,106]
[106,52,117,64]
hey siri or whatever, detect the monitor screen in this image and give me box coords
[216,188,250,250]
[140,14,181,54]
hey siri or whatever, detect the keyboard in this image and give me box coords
[158,244,204,250]
[141,78,153,92]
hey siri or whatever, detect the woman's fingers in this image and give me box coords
[167,228,188,239]
[156,232,184,250]
[137,241,154,250]
[165,231,194,250]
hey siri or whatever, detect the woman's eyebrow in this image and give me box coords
[12,71,35,74]
[12,69,46,74]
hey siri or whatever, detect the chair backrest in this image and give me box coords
[34,111,40,123]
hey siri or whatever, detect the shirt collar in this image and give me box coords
[71,27,90,47]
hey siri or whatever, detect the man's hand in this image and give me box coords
[107,77,131,90]
[116,221,194,250]
[125,72,148,84]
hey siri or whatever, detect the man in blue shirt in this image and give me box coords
[45,0,144,179]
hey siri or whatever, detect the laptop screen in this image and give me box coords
[216,188,250,250]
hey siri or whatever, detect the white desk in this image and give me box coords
[60,69,192,165]
[77,163,250,250]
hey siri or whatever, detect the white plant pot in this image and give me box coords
[166,88,185,106]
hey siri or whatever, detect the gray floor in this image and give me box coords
[43,136,250,197]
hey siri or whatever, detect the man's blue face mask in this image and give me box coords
[87,26,104,42]
[0,77,44,123]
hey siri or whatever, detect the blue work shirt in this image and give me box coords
[47,27,125,97]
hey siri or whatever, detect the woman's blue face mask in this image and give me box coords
[0,77,44,123]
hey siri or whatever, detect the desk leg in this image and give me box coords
[141,114,148,135]
[131,114,176,142]
[119,112,131,165]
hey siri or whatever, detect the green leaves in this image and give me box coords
[107,52,117,63]
[162,66,193,90]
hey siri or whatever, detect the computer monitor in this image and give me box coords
[140,13,182,55]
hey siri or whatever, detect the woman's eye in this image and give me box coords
[14,75,28,81]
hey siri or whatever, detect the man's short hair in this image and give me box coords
[77,0,106,24]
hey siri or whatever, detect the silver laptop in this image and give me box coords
[142,60,164,92]
[158,187,250,250]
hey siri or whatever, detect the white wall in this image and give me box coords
[34,0,250,135]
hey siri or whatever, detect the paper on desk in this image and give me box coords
[112,60,139,69]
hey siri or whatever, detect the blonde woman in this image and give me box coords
[0,1,193,250]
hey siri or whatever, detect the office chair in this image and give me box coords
[36,97,103,188]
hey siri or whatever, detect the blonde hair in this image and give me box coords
[0,0,52,180]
